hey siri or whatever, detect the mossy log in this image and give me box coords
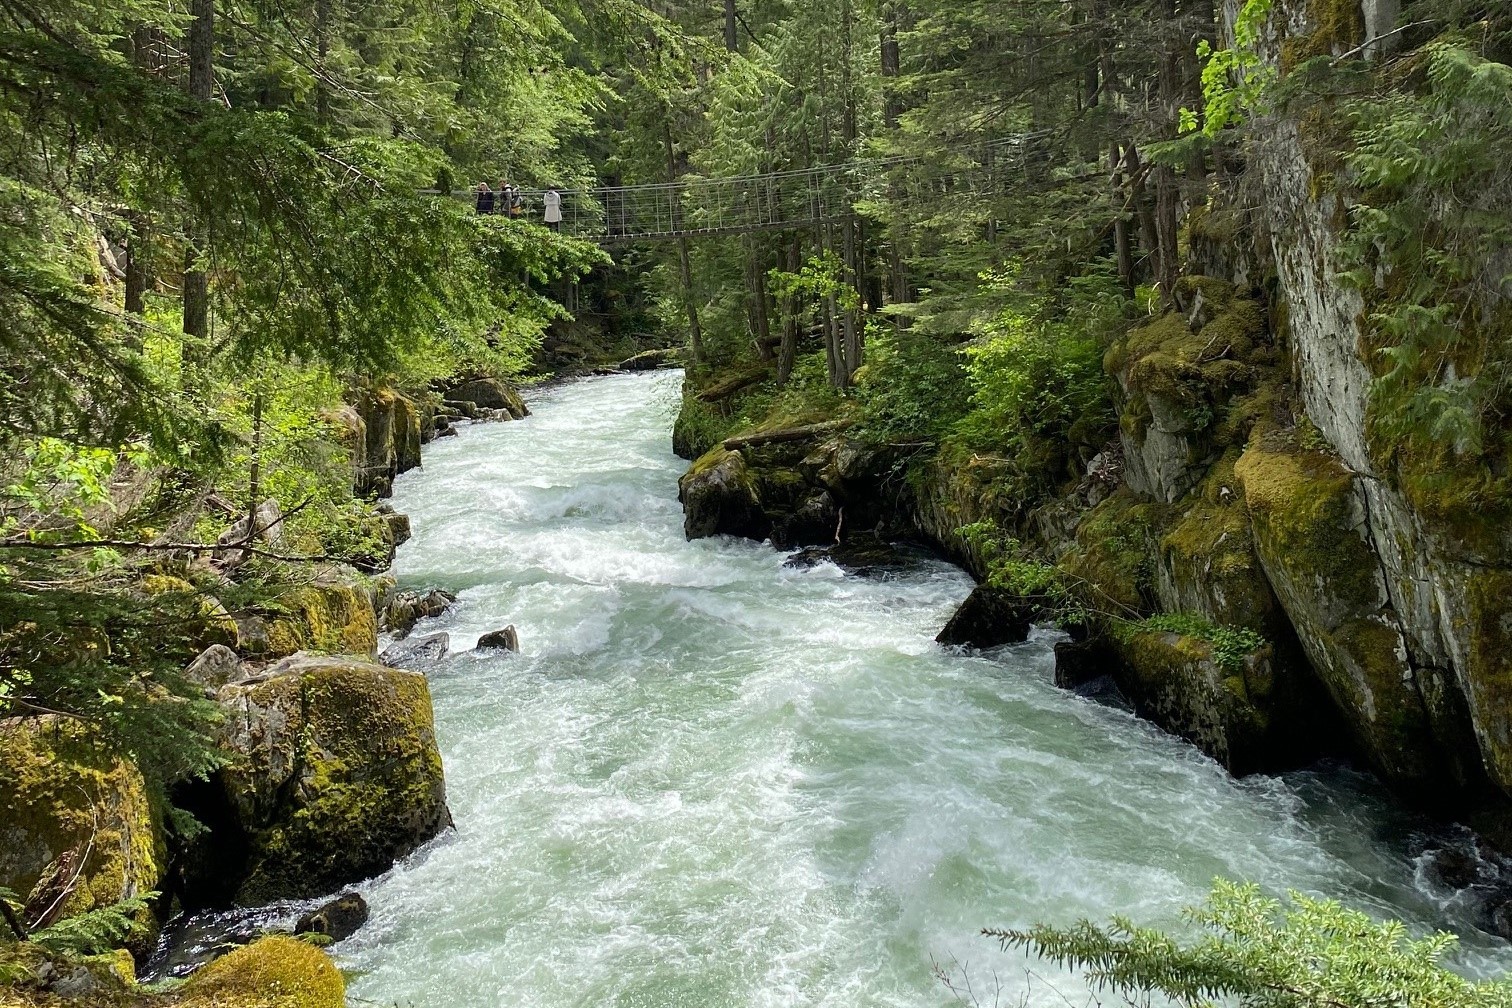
[695,368,770,403]
[721,420,853,450]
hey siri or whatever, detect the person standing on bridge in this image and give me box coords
[507,185,524,219]
[543,188,562,231]
[474,182,494,215]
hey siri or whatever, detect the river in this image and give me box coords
[338,370,1512,1006]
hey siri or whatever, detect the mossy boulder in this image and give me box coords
[1235,425,1477,794]
[0,718,165,926]
[211,653,449,904]
[1109,628,1276,774]
[1106,278,1273,503]
[242,576,379,660]
[177,935,344,1008]
[0,942,137,1006]
[354,387,425,499]
[136,576,238,652]
[444,378,528,420]
[678,446,770,541]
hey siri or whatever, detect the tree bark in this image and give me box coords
[777,238,800,386]
[182,0,214,344]
[723,0,738,52]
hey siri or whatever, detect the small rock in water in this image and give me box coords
[782,534,917,576]
[380,632,450,668]
[383,587,456,639]
[936,585,1047,649]
[296,892,369,943]
[476,625,520,652]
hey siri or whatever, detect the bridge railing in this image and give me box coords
[431,133,1050,241]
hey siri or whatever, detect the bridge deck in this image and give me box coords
[444,134,1041,241]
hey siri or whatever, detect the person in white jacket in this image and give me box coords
[543,189,562,231]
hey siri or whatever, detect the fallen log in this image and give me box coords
[696,368,770,403]
[721,419,854,451]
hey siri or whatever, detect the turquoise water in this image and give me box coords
[339,370,1512,1006]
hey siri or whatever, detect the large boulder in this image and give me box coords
[208,653,450,904]
[0,718,165,928]
[936,586,1047,649]
[444,378,528,420]
[236,575,379,660]
[178,934,345,1008]
[678,446,770,541]
[353,388,424,499]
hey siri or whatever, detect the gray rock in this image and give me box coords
[296,892,369,943]
[185,644,245,691]
[476,626,519,652]
[383,588,456,639]
[381,633,451,667]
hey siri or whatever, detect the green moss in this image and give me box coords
[1058,491,1169,616]
[1109,626,1273,772]
[232,660,447,902]
[179,935,344,1008]
[262,581,377,659]
[1280,0,1365,69]
[0,721,165,923]
[1234,426,1380,609]
[1461,570,1512,787]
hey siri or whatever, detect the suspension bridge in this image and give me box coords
[446,134,1046,242]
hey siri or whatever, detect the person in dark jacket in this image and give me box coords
[475,182,494,215]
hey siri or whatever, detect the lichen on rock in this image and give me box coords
[0,718,165,929]
[209,652,449,904]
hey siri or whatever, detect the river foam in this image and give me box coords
[340,370,1512,1006]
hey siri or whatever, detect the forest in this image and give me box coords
[2,0,1512,1002]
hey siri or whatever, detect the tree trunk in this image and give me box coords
[778,238,800,386]
[183,0,214,344]
[663,120,703,364]
[123,211,151,317]
[723,0,738,52]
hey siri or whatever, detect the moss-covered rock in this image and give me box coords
[1106,278,1273,503]
[353,387,426,499]
[136,577,238,652]
[245,576,379,660]
[177,935,344,1008]
[0,719,165,926]
[212,653,449,903]
[678,446,770,541]
[444,378,528,420]
[1109,628,1276,774]
[1235,425,1475,793]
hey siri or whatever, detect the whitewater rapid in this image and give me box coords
[339,370,1512,1006]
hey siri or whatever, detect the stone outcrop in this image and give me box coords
[185,653,449,905]
[352,388,424,499]
[234,574,380,660]
[444,377,529,419]
[0,718,165,928]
